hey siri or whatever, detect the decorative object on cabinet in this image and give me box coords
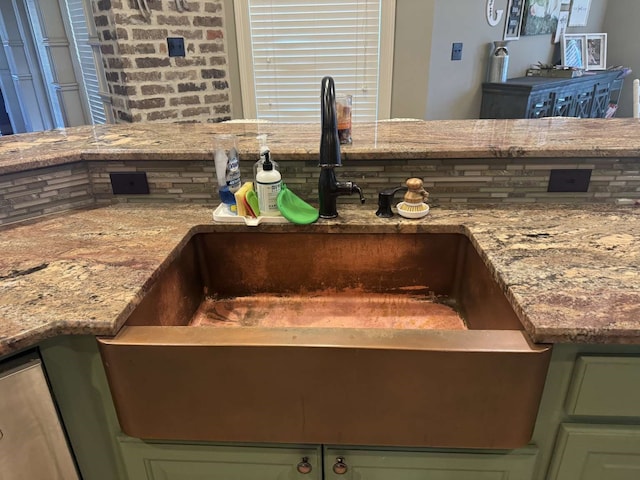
[568,0,591,26]
[521,0,562,36]
[561,34,587,69]
[633,79,639,118]
[586,33,607,70]
[503,0,525,40]
[488,41,510,83]
[527,63,582,78]
[480,70,625,119]
[553,9,570,43]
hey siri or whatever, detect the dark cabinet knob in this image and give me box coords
[296,456,312,474]
[332,456,348,475]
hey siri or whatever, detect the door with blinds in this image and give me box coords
[234,0,395,122]
[0,0,109,131]
[62,0,111,124]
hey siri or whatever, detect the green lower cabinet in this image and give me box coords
[118,437,322,480]
[118,437,539,480]
[323,446,539,480]
[548,424,640,480]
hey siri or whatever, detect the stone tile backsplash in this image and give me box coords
[0,163,95,224]
[1,157,638,226]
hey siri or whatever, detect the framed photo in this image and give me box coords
[569,0,592,26]
[561,34,586,69]
[586,33,607,70]
[503,0,525,41]
[521,0,563,36]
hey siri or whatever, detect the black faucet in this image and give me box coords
[318,76,365,219]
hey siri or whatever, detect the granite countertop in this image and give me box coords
[2,118,640,174]
[0,202,639,356]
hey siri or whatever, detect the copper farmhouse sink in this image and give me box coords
[98,228,551,449]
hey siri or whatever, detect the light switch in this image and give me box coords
[451,42,463,61]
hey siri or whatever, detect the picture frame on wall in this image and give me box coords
[568,0,592,26]
[503,0,525,41]
[520,0,562,36]
[561,34,586,69]
[586,33,607,70]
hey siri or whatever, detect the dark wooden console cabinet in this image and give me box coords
[480,71,624,119]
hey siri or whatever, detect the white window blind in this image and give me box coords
[63,0,110,124]
[235,0,395,122]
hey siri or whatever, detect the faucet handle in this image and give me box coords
[376,186,408,218]
[351,183,365,204]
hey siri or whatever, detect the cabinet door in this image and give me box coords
[527,92,554,118]
[119,437,321,480]
[565,356,640,417]
[324,446,538,480]
[553,89,576,117]
[590,82,612,118]
[548,424,640,480]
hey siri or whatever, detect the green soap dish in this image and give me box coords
[277,184,319,225]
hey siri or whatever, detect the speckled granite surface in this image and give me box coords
[0,202,638,356]
[2,118,640,174]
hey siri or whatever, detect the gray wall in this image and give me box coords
[603,0,640,117]
[390,0,434,119]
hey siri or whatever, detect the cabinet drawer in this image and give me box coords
[566,356,640,417]
[548,424,640,480]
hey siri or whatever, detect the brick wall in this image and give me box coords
[91,0,232,124]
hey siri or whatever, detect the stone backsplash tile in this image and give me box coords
[1,156,639,224]
[0,163,94,225]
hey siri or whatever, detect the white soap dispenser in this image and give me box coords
[255,150,282,216]
[254,134,279,181]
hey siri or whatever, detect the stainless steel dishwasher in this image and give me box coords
[0,353,79,479]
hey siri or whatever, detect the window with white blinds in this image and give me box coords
[234,0,395,122]
[63,0,110,124]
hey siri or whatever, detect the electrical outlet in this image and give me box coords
[167,37,185,57]
[110,172,150,195]
[547,169,592,193]
[451,42,463,61]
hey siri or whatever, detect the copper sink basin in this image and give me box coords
[98,228,551,449]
